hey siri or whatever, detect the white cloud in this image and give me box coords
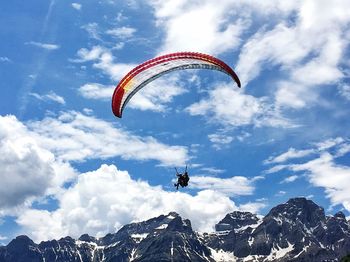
[74,45,135,81]
[264,148,314,164]
[236,0,350,109]
[78,83,114,100]
[144,0,350,135]
[0,115,76,213]
[27,111,189,166]
[30,91,66,105]
[290,152,350,211]
[290,32,344,86]
[280,175,299,184]
[74,46,105,62]
[0,235,7,241]
[189,175,258,196]
[71,3,82,10]
[16,164,240,241]
[116,12,127,22]
[208,133,234,150]
[77,65,187,114]
[265,137,350,213]
[128,75,187,113]
[106,26,136,39]
[236,131,251,142]
[336,142,350,157]
[264,138,348,167]
[275,190,286,196]
[186,86,260,126]
[338,84,350,101]
[186,84,292,128]
[238,201,267,214]
[263,164,288,174]
[275,81,311,109]
[314,137,345,151]
[26,41,60,50]
[82,108,94,115]
[113,42,125,50]
[81,23,101,40]
[236,24,308,86]
[147,0,301,63]
[239,0,348,85]
[149,0,245,55]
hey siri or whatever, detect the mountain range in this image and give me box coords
[0,197,349,261]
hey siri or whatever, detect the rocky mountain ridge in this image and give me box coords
[1,198,350,261]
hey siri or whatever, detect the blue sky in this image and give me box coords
[1,0,350,243]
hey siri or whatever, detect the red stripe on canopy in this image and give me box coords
[112,52,241,118]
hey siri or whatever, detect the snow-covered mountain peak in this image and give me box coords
[1,198,350,262]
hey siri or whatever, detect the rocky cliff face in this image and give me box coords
[1,198,349,262]
[201,198,350,261]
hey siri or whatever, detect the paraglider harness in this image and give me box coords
[174,166,190,190]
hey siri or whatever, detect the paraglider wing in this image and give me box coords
[112,52,241,118]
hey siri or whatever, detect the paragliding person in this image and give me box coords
[174,166,190,190]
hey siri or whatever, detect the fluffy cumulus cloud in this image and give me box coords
[0,109,192,218]
[0,116,53,209]
[27,111,189,166]
[149,0,245,55]
[16,164,240,241]
[186,84,292,128]
[0,115,76,214]
[5,0,350,243]
[0,113,260,242]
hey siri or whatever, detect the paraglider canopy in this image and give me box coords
[112,52,241,118]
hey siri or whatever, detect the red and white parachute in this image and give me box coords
[112,52,241,118]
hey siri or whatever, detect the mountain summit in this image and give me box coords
[1,198,349,261]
